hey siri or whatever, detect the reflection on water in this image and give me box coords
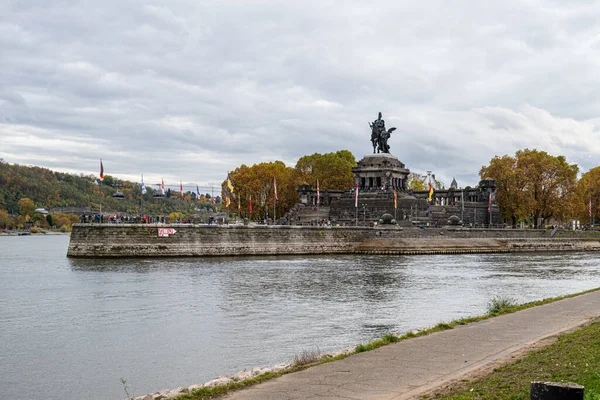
[1,235,599,400]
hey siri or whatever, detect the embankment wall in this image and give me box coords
[67,224,600,257]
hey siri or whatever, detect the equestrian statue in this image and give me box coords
[369,112,396,154]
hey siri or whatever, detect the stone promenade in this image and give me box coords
[223,290,600,400]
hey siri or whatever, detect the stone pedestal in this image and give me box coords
[352,153,410,190]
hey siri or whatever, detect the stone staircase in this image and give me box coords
[281,203,331,225]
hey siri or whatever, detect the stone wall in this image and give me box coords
[67,224,373,258]
[68,224,600,258]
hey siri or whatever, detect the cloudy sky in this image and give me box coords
[1,0,600,191]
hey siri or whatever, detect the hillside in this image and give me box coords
[0,159,219,217]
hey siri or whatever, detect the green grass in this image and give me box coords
[430,320,600,400]
[170,287,600,400]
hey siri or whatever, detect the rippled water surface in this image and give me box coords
[1,235,599,400]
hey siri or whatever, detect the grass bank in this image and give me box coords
[172,287,600,400]
[427,320,600,400]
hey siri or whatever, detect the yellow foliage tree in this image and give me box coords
[18,197,35,217]
[480,149,578,227]
[575,166,600,224]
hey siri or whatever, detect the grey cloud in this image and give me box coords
[2,0,600,189]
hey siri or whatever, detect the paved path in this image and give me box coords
[223,290,600,400]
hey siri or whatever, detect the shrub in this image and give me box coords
[59,225,71,233]
[487,296,516,315]
[292,347,321,366]
[29,227,42,234]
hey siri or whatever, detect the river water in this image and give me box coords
[1,235,599,400]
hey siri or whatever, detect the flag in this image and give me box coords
[393,187,397,209]
[225,195,230,208]
[211,196,216,204]
[488,192,492,213]
[99,159,104,181]
[249,195,253,213]
[197,185,201,202]
[589,196,593,217]
[354,183,359,207]
[141,174,146,195]
[238,195,241,210]
[227,173,235,193]
[180,181,183,198]
[161,179,165,195]
[428,183,434,202]
[274,175,278,201]
[317,180,320,206]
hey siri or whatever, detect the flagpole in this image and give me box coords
[140,174,144,218]
[461,189,464,224]
[99,158,103,222]
[355,183,358,227]
[99,179,102,221]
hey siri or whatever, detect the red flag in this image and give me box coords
[180,181,183,198]
[161,179,165,195]
[249,195,253,213]
[99,159,104,181]
[488,193,492,213]
[317,180,320,205]
[354,183,359,207]
[393,187,397,209]
[274,175,278,201]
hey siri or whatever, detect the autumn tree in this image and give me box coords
[575,166,600,223]
[479,155,529,225]
[0,210,8,228]
[407,173,427,191]
[480,149,578,227]
[224,161,298,220]
[18,198,35,218]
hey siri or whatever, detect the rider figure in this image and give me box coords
[374,112,386,137]
[370,112,387,153]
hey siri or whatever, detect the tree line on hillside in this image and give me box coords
[0,159,222,227]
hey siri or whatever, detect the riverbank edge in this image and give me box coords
[126,287,600,400]
[0,230,70,236]
[69,224,600,258]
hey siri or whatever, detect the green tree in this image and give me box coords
[102,175,115,187]
[295,150,356,190]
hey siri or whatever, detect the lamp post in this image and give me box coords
[461,189,464,224]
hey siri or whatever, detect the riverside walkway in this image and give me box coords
[223,290,600,400]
